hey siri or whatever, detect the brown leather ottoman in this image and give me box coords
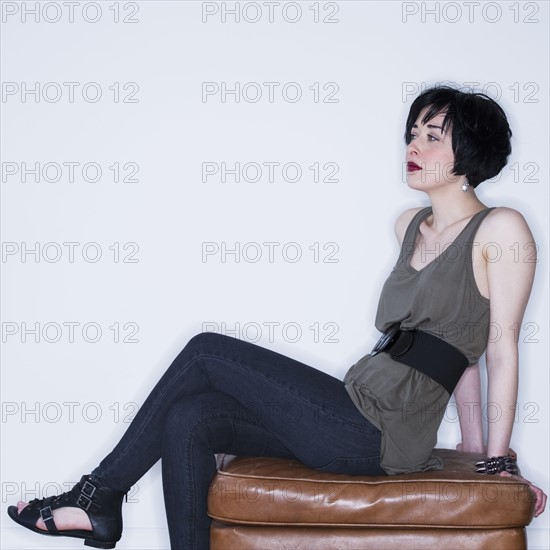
[208,449,535,549]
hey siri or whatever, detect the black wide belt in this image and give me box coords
[371,324,469,395]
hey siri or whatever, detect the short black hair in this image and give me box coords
[404,85,512,188]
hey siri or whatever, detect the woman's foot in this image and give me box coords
[7,475,126,549]
[14,499,92,531]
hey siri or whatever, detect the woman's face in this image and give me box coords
[405,105,462,191]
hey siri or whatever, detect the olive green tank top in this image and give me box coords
[344,206,496,475]
[376,205,495,364]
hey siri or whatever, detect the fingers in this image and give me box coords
[528,483,546,517]
[499,472,547,518]
[532,485,547,517]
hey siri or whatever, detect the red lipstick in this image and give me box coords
[407,162,422,172]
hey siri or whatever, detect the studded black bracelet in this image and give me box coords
[475,455,518,475]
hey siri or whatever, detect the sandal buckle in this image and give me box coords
[81,481,97,498]
[40,505,53,521]
[77,494,92,511]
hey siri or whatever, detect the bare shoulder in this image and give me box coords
[394,207,425,246]
[478,206,537,261]
[478,207,535,242]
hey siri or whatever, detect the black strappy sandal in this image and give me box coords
[7,474,126,549]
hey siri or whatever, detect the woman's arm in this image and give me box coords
[481,208,546,517]
[454,362,520,458]
[482,208,536,457]
[453,363,484,453]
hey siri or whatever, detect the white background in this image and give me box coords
[1,1,548,548]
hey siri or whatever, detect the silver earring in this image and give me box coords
[462,179,470,192]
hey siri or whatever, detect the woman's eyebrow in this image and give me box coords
[412,123,445,133]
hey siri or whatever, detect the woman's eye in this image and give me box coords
[408,133,438,142]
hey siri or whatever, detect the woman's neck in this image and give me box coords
[424,186,488,233]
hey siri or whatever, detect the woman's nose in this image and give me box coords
[407,140,419,155]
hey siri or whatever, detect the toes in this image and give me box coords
[14,500,46,531]
[12,501,93,532]
[16,501,28,514]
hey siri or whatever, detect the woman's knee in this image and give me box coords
[185,331,228,354]
[186,331,212,349]
[186,330,244,351]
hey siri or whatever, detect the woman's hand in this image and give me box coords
[456,444,546,517]
[499,471,547,518]
[507,447,517,461]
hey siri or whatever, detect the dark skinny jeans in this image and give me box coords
[91,331,384,549]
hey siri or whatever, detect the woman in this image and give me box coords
[8,85,547,548]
